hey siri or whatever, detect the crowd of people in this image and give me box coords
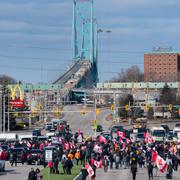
[1,126,180,180]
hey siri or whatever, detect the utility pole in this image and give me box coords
[94,93,97,137]
[113,91,116,121]
[0,89,2,133]
[3,95,5,134]
[7,94,10,132]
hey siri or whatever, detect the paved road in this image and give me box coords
[0,161,42,180]
[96,166,180,180]
[62,105,112,136]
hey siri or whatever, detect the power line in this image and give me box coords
[0,65,133,75]
[0,43,146,54]
[0,65,66,72]
[0,54,144,64]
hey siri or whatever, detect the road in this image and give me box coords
[2,105,180,180]
[62,105,112,136]
[96,166,180,180]
[0,161,42,180]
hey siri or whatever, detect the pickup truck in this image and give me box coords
[154,111,171,119]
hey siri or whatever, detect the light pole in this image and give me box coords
[97,29,103,82]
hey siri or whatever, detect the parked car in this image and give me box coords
[111,125,124,133]
[32,129,41,137]
[27,149,43,165]
[9,148,27,164]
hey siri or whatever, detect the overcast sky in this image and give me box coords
[0,0,180,83]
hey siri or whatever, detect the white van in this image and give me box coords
[173,127,180,142]
[149,127,165,142]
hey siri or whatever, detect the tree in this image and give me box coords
[0,75,16,85]
[118,94,134,118]
[159,84,176,105]
[112,65,144,82]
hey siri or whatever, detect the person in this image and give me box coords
[131,162,137,180]
[147,162,154,179]
[75,150,81,165]
[91,164,96,180]
[66,157,73,175]
[11,151,17,167]
[35,168,43,180]
[166,162,173,179]
[28,168,36,180]
[61,156,67,174]
[109,153,114,169]
[54,156,59,174]
[102,156,109,172]
[81,166,88,180]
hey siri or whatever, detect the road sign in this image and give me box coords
[45,150,53,162]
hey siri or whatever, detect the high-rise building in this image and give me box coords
[144,51,180,82]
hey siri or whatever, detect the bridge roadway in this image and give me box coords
[53,60,83,84]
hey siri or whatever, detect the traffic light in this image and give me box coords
[111,104,115,111]
[145,104,150,112]
[179,108,180,115]
[125,104,129,111]
[96,108,101,116]
[168,104,173,111]
[81,112,86,117]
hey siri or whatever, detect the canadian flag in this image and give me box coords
[151,151,158,162]
[117,131,125,138]
[85,163,94,177]
[156,155,168,173]
[91,158,102,168]
[27,142,31,149]
[126,138,131,144]
[94,144,102,153]
[63,142,69,150]
[99,135,107,144]
[144,132,154,144]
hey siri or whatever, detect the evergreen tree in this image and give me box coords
[159,84,176,105]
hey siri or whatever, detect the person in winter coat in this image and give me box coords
[81,166,88,180]
[35,168,43,180]
[66,157,73,174]
[28,168,36,180]
[102,156,109,172]
[131,162,137,180]
[147,162,154,179]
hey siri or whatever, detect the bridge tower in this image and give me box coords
[72,0,98,85]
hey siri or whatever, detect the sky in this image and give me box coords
[0,0,180,84]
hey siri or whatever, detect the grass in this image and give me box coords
[41,164,82,180]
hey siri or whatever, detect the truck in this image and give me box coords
[149,127,165,141]
[0,133,18,142]
[173,127,180,142]
[154,111,171,119]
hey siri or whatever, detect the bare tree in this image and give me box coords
[112,65,144,82]
[0,75,16,85]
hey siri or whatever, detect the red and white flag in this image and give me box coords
[85,163,94,177]
[91,158,102,168]
[117,131,125,138]
[99,135,107,144]
[156,155,168,173]
[152,151,158,162]
[126,138,131,144]
[27,142,31,149]
[144,132,154,144]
